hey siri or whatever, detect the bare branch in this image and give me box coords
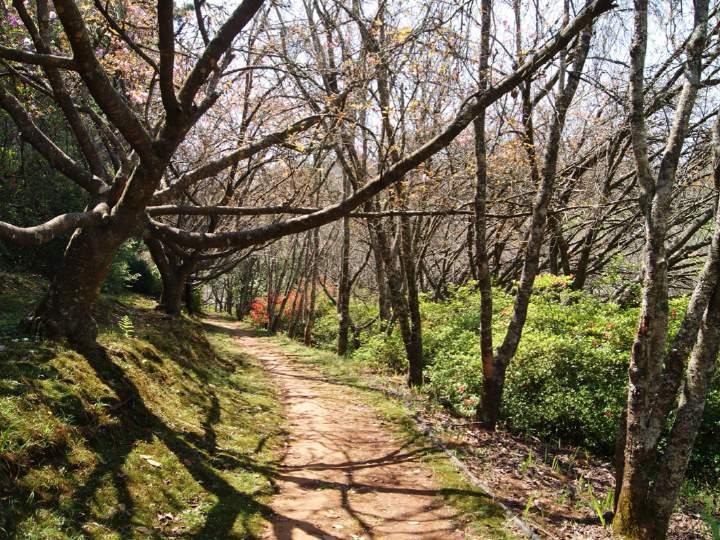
[152,113,323,203]
[53,0,155,160]
[0,86,108,195]
[148,0,616,249]
[0,203,109,245]
[158,0,180,119]
[177,0,265,111]
[0,46,77,70]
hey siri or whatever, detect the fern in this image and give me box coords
[118,315,135,338]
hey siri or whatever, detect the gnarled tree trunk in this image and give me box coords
[29,225,125,345]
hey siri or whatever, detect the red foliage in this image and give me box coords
[249,297,269,327]
[248,288,307,329]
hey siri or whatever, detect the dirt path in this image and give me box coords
[215,320,477,540]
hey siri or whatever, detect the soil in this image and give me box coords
[218,322,479,540]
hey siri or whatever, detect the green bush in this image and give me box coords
[425,342,482,416]
[310,297,381,352]
[103,241,141,294]
[352,331,407,373]
[693,383,720,479]
[503,330,628,453]
[128,257,162,298]
[348,276,720,482]
[187,285,203,314]
[420,280,634,445]
[0,111,89,277]
[311,308,341,350]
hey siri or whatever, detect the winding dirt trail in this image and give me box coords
[216,319,477,540]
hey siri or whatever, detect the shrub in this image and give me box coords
[425,342,483,416]
[103,241,141,294]
[503,330,628,453]
[352,332,407,373]
[128,257,162,298]
[249,297,269,327]
[312,309,342,350]
[316,277,720,482]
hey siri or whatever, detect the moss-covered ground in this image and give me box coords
[0,273,284,539]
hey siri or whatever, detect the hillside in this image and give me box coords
[0,273,283,538]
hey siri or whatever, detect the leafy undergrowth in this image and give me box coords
[266,331,520,540]
[266,330,712,540]
[0,275,284,539]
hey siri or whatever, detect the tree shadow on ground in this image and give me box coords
[76,343,339,539]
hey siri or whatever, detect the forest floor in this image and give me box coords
[0,268,710,539]
[1,274,287,539]
[210,317,712,540]
[206,316,514,540]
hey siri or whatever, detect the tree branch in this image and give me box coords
[0,86,108,195]
[53,0,155,161]
[177,0,264,111]
[0,203,109,245]
[151,113,323,203]
[0,46,77,70]
[147,0,616,249]
[158,0,180,120]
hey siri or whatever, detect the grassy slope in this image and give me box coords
[266,331,517,540]
[0,273,284,539]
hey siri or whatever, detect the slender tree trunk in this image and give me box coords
[303,228,319,346]
[397,197,423,386]
[473,0,496,426]
[480,4,593,428]
[266,258,276,330]
[614,3,709,535]
[337,180,352,355]
[225,286,233,314]
[367,217,392,323]
[375,219,417,384]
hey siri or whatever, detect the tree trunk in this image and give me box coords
[146,236,193,316]
[473,0,496,426]
[303,228,319,346]
[479,5,593,428]
[337,191,352,355]
[158,272,186,316]
[185,281,196,315]
[29,225,124,345]
[374,219,419,386]
[397,207,423,387]
[613,2,710,536]
[367,217,392,323]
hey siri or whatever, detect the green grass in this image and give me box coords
[0,272,46,333]
[265,330,517,539]
[0,279,284,539]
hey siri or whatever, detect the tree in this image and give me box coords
[148,0,614,388]
[473,0,596,428]
[612,0,720,537]
[0,0,318,343]
[0,0,614,349]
